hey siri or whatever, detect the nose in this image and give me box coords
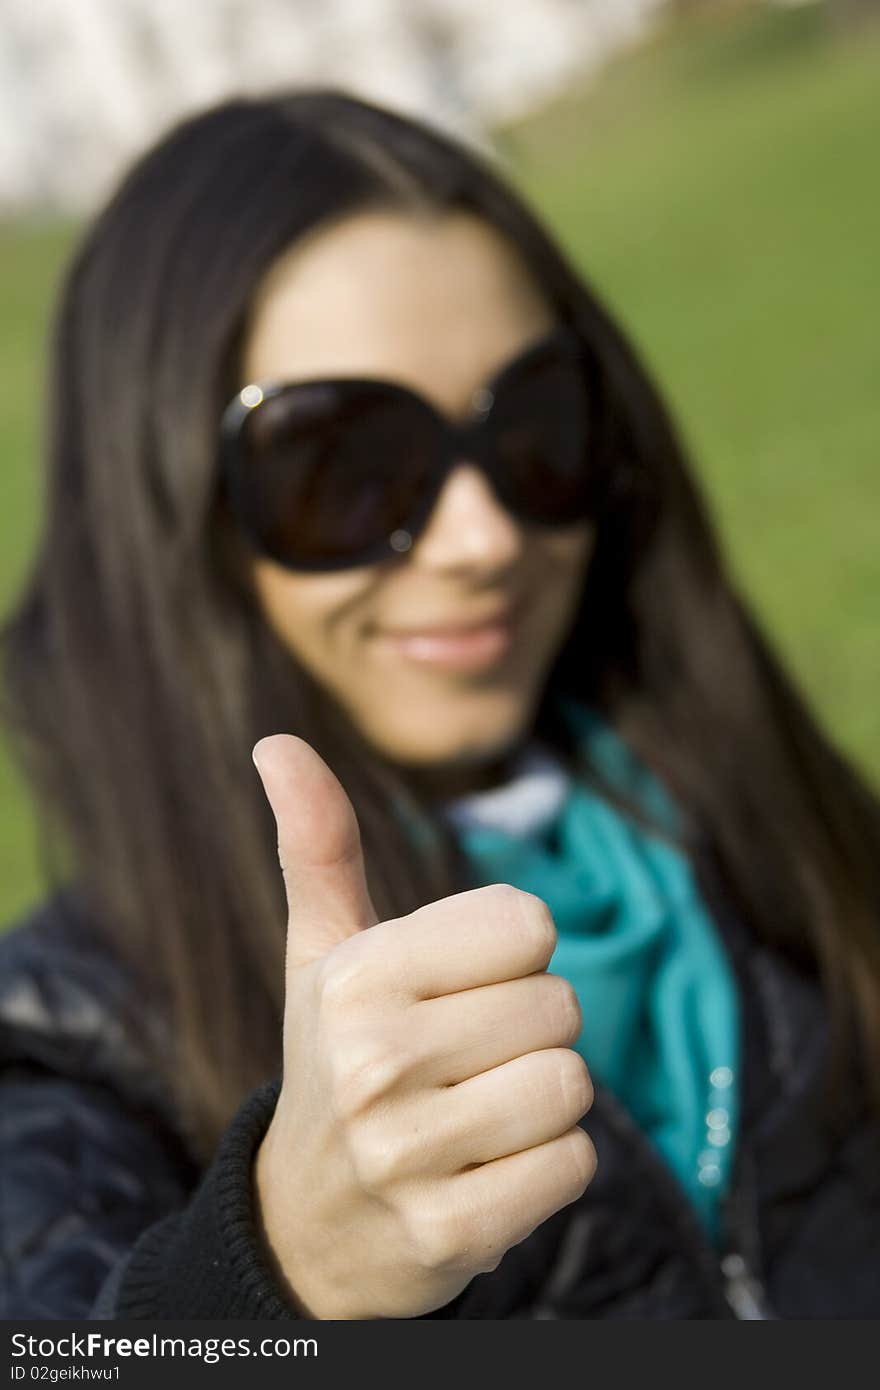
[408,461,524,574]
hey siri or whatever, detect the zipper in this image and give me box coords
[716,1133,777,1319]
[719,1252,775,1320]
[594,1085,780,1319]
[693,852,782,1320]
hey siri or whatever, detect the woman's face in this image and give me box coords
[240,209,595,783]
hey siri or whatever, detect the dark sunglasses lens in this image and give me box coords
[233,383,440,567]
[491,351,595,523]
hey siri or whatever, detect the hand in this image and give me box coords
[251,734,595,1319]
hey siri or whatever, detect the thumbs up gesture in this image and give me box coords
[251,734,595,1320]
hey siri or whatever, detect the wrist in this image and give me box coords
[253,1121,365,1319]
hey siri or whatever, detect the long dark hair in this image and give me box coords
[2,90,879,1161]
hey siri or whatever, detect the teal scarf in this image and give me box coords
[445,697,740,1241]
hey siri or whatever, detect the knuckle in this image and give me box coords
[545,974,583,1045]
[564,1126,598,1197]
[474,1244,506,1275]
[488,884,557,964]
[557,1049,594,1118]
[406,1201,468,1273]
[329,1030,407,1120]
[315,953,362,1015]
[475,881,524,933]
[315,932,381,1015]
[519,891,558,964]
[484,882,526,914]
[347,1120,407,1192]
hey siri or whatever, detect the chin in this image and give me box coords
[367,691,534,768]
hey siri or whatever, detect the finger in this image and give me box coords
[358,883,556,999]
[413,972,583,1086]
[252,734,379,968]
[438,1047,593,1169]
[422,1127,596,1274]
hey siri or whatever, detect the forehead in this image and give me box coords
[239,208,556,414]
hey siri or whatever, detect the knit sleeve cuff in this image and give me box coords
[113,1077,297,1319]
[111,1075,475,1321]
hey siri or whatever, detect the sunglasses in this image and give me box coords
[219,325,604,573]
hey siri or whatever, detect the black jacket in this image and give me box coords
[2,867,879,1321]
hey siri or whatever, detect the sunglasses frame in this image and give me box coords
[219,324,599,573]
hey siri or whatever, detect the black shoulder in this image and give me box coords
[0,886,177,1131]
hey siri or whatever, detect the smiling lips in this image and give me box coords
[377,602,521,671]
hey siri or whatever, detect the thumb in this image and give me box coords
[252,734,379,969]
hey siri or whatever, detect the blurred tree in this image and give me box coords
[665,0,751,13]
[830,0,880,26]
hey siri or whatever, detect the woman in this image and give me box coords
[1,89,879,1321]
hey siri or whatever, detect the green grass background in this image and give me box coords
[1,1,878,925]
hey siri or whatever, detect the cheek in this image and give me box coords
[533,525,596,604]
[250,559,373,676]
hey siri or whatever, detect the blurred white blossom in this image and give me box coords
[0,0,669,213]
